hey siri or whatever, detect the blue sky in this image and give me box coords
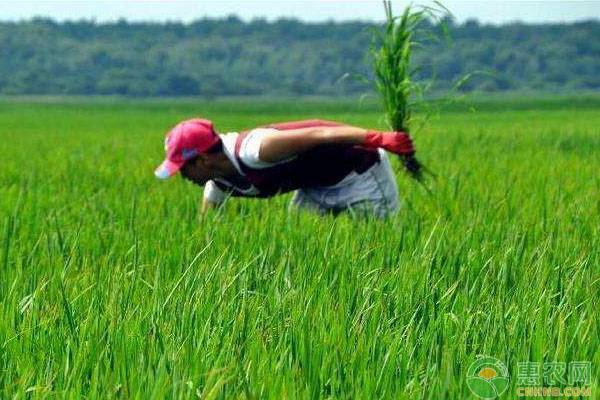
[0,1,598,24]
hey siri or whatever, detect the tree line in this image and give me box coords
[0,16,597,96]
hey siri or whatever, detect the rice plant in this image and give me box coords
[372,1,445,180]
[0,96,598,398]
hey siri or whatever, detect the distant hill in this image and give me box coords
[0,17,598,96]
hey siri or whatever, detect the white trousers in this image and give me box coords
[290,149,400,218]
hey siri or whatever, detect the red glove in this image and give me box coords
[363,131,414,155]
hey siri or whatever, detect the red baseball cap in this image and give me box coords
[155,119,221,179]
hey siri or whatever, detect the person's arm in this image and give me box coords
[258,125,414,163]
[201,180,227,214]
[201,197,218,213]
[261,119,346,130]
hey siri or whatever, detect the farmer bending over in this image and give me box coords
[155,119,419,218]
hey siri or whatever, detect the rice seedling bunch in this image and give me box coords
[372,1,435,180]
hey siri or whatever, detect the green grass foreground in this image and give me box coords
[0,96,598,398]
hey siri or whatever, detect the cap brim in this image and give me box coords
[154,159,184,180]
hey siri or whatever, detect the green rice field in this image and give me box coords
[0,95,598,398]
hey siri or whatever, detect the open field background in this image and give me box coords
[0,96,598,398]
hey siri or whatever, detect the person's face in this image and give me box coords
[180,156,212,186]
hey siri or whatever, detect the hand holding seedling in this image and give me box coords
[363,130,414,155]
[372,1,447,183]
